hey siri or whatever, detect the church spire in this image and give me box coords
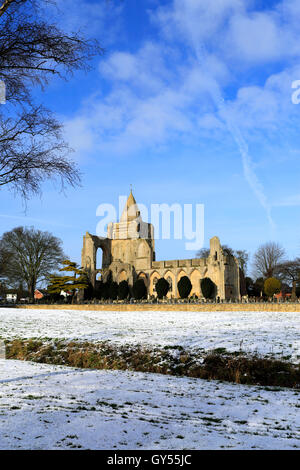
[120,189,140,222]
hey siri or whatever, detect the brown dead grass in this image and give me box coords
[5,338,300,389]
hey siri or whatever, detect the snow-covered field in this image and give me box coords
[0,308,300,361]
[0,359,299,450]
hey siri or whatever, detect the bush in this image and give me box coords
[48,292,64,302]
[132,279,147,300]
[177,276,192,299]
[264,277,281,297]
[94,280,104,300]
[101,282,110,300]
[109,281,118,300]
[155,278,170,299]
[84,281,94,300]
[201,277,216,299]
[118,280,129,300]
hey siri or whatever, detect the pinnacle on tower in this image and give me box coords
[120,190,141,222]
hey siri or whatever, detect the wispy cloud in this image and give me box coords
[64,0,300,229]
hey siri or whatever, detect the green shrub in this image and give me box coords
[118,280,129,300]
[201,277,216,299]
[132,279,147,300]
[264,277,281,297]
[155,278,170,299]
[177,276,192,299]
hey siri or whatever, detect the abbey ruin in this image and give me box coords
[81,191,240,300]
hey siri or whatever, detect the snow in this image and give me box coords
[0,359,299,450]
[0,308,299,361]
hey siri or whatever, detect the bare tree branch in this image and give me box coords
[276,259,300,300]
[0,226,66,300]
[0,0,21,17]
[0,0,103,199]
[252,242,286,279]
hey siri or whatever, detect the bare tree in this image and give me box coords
[277,259,300,301]
[235,250,249,275]
[252,242,286,279]
[196,247,210,258]
[0,0,102,199]
[0,226,65,300]
[196,245,249,274]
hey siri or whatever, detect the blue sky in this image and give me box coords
[1,0,300,274]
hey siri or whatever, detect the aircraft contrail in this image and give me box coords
[194,43,275,230]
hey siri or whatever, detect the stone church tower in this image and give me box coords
[81,191,240,300]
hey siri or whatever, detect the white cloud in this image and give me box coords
[64,117,95,161]
[100,52,137,81]
[99,42,170,93]
[226,12,281,62]
[64,0,300,227]
[66,43,232,156]
[44,0,123,45]
[153,0,245,44]
[222,65,300,135]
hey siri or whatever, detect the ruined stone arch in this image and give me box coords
[149,271,160,295]
[177,270,188,281]
[176,270,189,295]
[137,271,149,288]
[163,270,175,296]
[118,270,127,283]
[190,269,202,296]
[81,232,111,286]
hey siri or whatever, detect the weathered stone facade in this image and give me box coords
[82,191,240,300]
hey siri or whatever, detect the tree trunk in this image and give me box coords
[291,280,297,302]
[28,280,35,303]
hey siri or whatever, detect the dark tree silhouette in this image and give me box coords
[155,277,169,299]
[118,280,129,300]
[200,277,216,299]
[132,279,147,300]
[177,276,192,299]
[109,281,118,300]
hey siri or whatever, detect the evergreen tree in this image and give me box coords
[155,278,169,299]
[177,276,192,299]
[47,275,66,294]
[118,280,130,300]
[109,281,118,300]
[201,277,216,299]
[101,282,110,300]
[47,260,89,302]
[132,279,147,300]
